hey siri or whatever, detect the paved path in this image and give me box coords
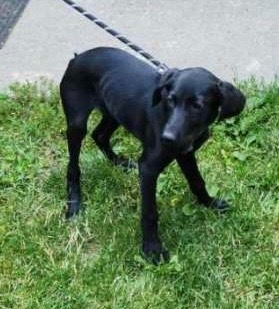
[0,0,278,90]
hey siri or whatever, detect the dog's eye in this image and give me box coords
[191,101,203,110]
[168,100,175,108]
[166,96,176,108]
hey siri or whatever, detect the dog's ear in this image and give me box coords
[152,69,179,106]
[217,81,246,121]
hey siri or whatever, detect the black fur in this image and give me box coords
[60,47,245,264]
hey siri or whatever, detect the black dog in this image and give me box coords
[60,47,245,264]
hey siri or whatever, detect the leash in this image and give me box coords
[61,0,169,73]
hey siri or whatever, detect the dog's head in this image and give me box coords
[153,67,246,152]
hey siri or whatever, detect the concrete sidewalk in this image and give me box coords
[0,0,278,90]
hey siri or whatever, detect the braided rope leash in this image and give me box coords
[61,0,169,73]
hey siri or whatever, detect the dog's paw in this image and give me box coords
[210,198,230,212]
[142,241,170,265]
[65,200,81,219]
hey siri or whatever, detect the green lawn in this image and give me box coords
[0,78,278,308]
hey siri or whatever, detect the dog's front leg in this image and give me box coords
[177,152,229,211]
[138,152,171,264]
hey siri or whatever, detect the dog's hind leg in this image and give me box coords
[92,113,136,169]
[61,86,94,218]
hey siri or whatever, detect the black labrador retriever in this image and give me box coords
[60,47,245,264]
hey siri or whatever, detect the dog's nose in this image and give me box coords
[161,131,177,147]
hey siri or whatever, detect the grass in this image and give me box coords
[0,78,278,308]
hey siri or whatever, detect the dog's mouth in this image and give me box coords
[161,131,194,154]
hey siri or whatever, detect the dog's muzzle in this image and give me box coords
[161,132,193,153]
[161,131,177,147]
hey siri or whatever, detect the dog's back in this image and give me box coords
[62,47,158,91]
